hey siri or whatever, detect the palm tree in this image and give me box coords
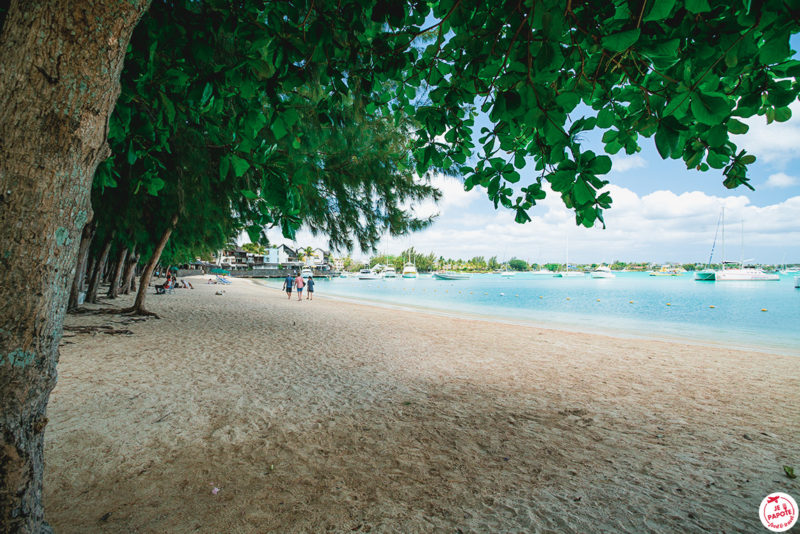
[301,246,314,265]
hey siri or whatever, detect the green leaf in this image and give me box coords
[230,155,250,178]
[706,125,728,148]
[726,118,749,135]
[241,190,258,199]
[784,465,796,479]
[270,117,288,140]
[126,141,137,165]
[145,177,165,196]
[684,0,711,13]
[596,107,615,128]
[591,155,612,174]
[759,33,791,64]
[644,0,676,21]
[655,123,679,159]
[219,156,230,181]
[774,107,792,123]
[200,82,213,106]
[691,94,730,125]
[572,179,594,205]
[602,29,641,52]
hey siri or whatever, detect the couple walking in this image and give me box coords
[282,272,314,301]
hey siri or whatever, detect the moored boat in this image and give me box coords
[401,263,418,278]
[358,268,380,280]
[382,266,397,278]
[432,271,470,280]
[715,262,779,281]
[591,265,616,278]
[694,270,716,281]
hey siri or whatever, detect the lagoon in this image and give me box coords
[262,272,800,355]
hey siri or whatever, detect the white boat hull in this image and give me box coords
[433,272,470,280]
[715,269,779,281]
[591,272,615,278]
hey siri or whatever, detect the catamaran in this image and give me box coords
[715,262,779,281]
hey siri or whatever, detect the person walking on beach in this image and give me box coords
[282,273,293,299]
[306,276,314,300]
[294,273,305,301]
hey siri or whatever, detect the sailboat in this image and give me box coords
[553,233,583,277]
[714,216,778,281]
[695,210,723,281]
[401,250,418,278]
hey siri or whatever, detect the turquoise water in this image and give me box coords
[261,272,800,355]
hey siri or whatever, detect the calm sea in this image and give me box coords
[260,272,800,356]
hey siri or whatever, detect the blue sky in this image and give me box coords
[264,36,800,265]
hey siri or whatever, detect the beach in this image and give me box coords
[45,276,800,532]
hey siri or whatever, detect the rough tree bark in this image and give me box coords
[107,246,128,298]
[85,232,113,304]
[67,219,95,310]
[0,1,149,531]
[130,214,178,316]
[120,244,138,295]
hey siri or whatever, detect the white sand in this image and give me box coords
[44,276,800,532]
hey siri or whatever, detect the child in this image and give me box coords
[306,276,314,300]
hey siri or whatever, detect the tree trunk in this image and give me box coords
[131,214,178,315]
[0,2,149,531]
[107,246,128,298]
[68,219,95,310]
[85,233,114,304]
[121,245,138,295]
[130,262,139,292]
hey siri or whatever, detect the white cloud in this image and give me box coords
[737,101,800,166]
[764,172,798,188]
[257,181,800,264]
[387,185,800,264]
[610,155,647,172]
[407,173,479,219]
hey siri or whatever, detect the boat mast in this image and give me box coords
[721,207,725,270]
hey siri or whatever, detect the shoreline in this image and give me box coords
[253,278,800,358]
[45,276,800,532]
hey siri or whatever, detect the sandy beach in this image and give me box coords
[44,276,799,532]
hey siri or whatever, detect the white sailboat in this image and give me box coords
[401,251,418,278]
[382,266,397,278]
[715,218,778,281]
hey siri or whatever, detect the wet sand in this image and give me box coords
[45,276,800,532]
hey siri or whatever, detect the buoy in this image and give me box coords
[761,308,767,312]
[596,299,600,302]
[539,296,543,299]
[709,305,715,308]
[666,303,671,306]
[515,294,519,297]
[629,300,634,304]
[566,297,571,300]
[500,292,505,296]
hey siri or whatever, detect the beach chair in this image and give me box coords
[215,276,232,285]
